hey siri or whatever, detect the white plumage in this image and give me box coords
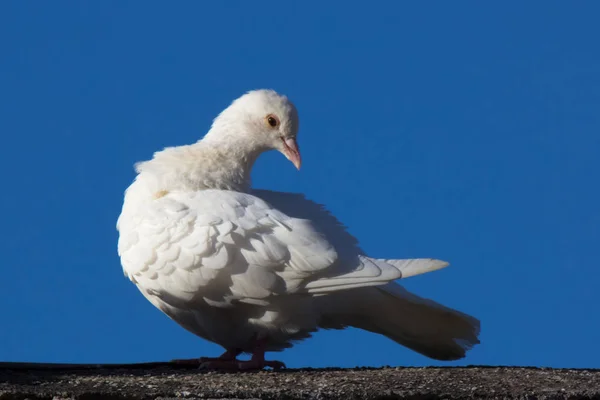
[117,89,480,368]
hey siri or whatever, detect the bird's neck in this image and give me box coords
[137,135,264,193]
[197,136,264,191]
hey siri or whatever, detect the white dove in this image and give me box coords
[117,89,480,370]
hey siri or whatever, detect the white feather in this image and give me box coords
[117,89,480,357]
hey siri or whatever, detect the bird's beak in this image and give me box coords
[280,137,301,170]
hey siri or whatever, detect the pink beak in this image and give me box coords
[281,137,301,170]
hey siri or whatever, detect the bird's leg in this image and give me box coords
[196,338,286,371]
[170,348,242,365]
[235,338,286,371]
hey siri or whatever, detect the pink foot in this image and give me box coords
[175,339,286,371]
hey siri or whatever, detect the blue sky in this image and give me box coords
[1,2,598,369]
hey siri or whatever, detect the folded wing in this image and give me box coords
[118,189,444,310]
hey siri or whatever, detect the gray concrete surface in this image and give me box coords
[0,362,599,399]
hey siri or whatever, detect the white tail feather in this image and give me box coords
[321,283,480,360]
[303,258,449,294]
[376,258,449,278]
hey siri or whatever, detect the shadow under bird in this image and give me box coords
[117,89,480,370]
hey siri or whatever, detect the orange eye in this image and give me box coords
[266,114,279,128]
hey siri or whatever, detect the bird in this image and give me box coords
[117,89,480,370]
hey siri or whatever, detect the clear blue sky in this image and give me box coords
[1,2,598,369]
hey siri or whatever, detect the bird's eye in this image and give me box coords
[266,114,279,128]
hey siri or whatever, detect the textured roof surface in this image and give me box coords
[1,362,599,399]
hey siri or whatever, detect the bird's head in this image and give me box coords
[209,89,301,169]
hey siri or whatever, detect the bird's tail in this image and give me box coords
[324,283,480,360]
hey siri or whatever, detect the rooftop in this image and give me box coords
[1,362,598,399]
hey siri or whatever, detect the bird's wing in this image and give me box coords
[118,189,338,308]
[118,188,442,310]
[252,190,448,293]
[250,189,364,258]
